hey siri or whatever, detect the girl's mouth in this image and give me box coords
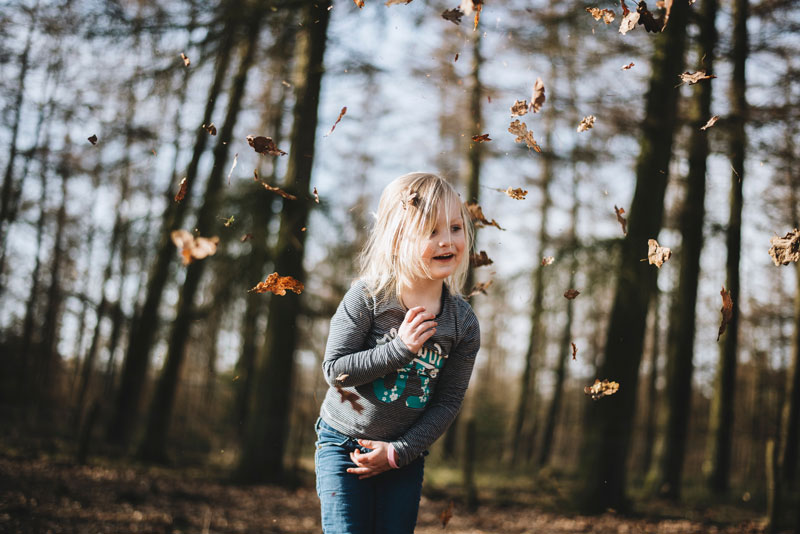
[433,253,455,261]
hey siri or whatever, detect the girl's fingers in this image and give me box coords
[409,312,435,329]
[404,306,426,323]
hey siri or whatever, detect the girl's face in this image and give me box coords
[418,201,466,282]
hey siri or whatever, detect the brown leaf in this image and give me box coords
[700,115,719,130]
[577,115,596,132]
[472,133,492,143]
[622,62,635,70]
[88,134,98,145]
[619,10,640,33]
[510,100,529,117]
[171,230,219,265]
[679,70,717,85]
[541,256,554,266]
[454,53,459,62]
[571,342,577,361]
[259,181,297,200]
[636,0,664,32]
[466,202,504,230]
[584,378,620,400]
[247,135,287,156]
[180,52,190,66]
[470,250,493,267]
[508,120,542,152]
[564,289,580,300]
[530,78,545,113]
[717,286,733,341]
[313,187,320,203]
[647,239,672,268]
[353,0,365,7]
[621,0,631,16]
[472,2,483,30]
[203,123,217,136]
[442,8,463,24]
[504,187,528,200]
[440,501,454,528]
[335,385,364,413]
[174,177,188,203]
[467,280,493,298]
[768,229,800,266]
[325,106,347,137]
[240,233,254,242]
[614,205,627,235]
[385,0,412,4]
[249,272,304,296]
[586,7,615,23]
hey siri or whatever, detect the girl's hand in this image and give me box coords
[397,306,436,354]
[347,440,393,479]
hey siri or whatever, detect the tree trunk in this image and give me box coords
[705,0,748,494]
[236,0,331,483]
[107,11,237,449]
[640,291,661,477]
[576,0,689,512]
[137,7,263,462]
[649,0,717,499]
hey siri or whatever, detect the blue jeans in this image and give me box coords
[314,418,425,534]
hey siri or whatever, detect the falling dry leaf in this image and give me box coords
[467,280,493,298]
[174,177,188,203]
[313,187,320,203]
[472,133,491,143]
[440,501,454,528]
[508,120,542,152]
[510,100,529,117]
[203,123,217,136]
[325,106,347,137]
[470,250,493,267]
[227,153,238,185]
[259,181,297,200]
[335,385,364,413]
[530,78,545,113]
[614,205,627,235]
[622,62,635,70]
[442,8,463,24]
[171,229,219,265]
[88,134,98,145]
[472,2,483,31]
[577,115,596,132]
[385,0,412,4]
[564,289,580,300]
[541,256,554,266]
[466,202,504,230]
[505,187,528,200]
[180,53,190,66]
[454,53,459,62]
[571,342,577,361]
[657,0,673,31]
[647,239,672,268]
[460,0,475,14]
[619,10,640,33]
[586,6,616,22]
[584,379,620,400]
[353,0,365,7]
[240,233,253,242]
[249,272,304,296]
[680,70,717,85]
[700,115,720,130]
[768,229,800,266]
[222,215,235,227]
[717,286,733,341]
[637,0,664,32]
[247,135,287,156]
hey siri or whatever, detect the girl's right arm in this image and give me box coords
[322,285,420,387]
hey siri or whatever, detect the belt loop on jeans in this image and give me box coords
[314,416,322,432]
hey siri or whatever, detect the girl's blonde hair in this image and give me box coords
[358,172,474,302]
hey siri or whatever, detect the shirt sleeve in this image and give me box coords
[322,283,417,388]
[389,306,480,467]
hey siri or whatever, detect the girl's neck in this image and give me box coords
[399,278,444,315]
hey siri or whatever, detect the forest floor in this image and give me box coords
[0,448,774,534]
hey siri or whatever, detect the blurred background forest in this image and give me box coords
[1,0,800,532]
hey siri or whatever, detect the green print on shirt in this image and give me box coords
[372,331,447,408]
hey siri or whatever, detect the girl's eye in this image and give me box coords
[451,225,462,232]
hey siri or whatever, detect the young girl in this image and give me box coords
[315,172,481,533]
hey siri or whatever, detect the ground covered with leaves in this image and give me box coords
[0,451,769,534]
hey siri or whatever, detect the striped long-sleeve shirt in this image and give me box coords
[319,279,480,467]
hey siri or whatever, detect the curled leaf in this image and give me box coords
[472,133,491,143]
[240,233,254,242]
[313,187,320,203]
[470,250,493,267]
[466,202,504,230]
[508,120,542,152]
[171,230,219,265]
[249,272,304,296]
[679,70,717,85]
[622,62,635,70]
[577,115,596,132]
[614,205,627,235]
[504,187,527,200]
[467,280,493,298]
[700,115,719,131]
[619,10,640,33]
[717,286,733,341]
[564,289,580,300]
[510,100,529,117]
[768,229,800,266]
[325,106,347,137]
[530,78,546,113]
[88,134,98,145]
[584,379,620,400]
[571,342,577,360]
[647,239,672,268]
[586,6,615,23]
[541,256,554,266]
[174,177,188,203]
[353,0,365,7]
[442,8,463,24]
[247,135,287,156]
[180,53,190,66]
[259,181,297,200]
